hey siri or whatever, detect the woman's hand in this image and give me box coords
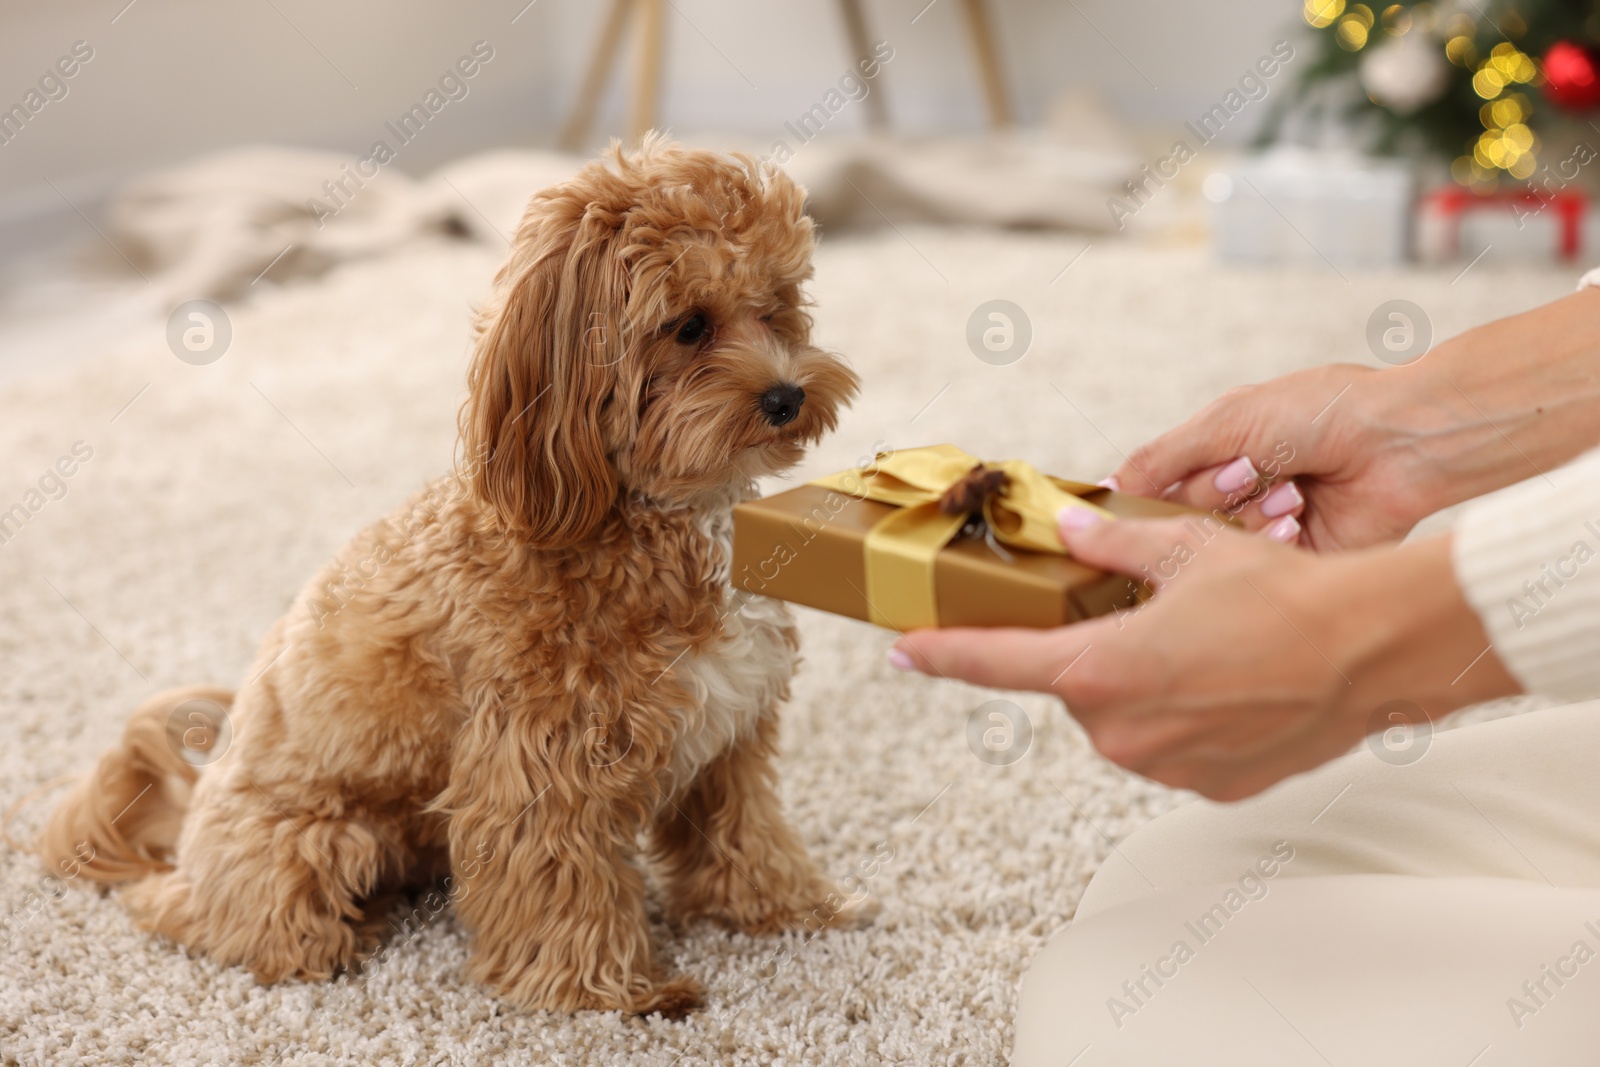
[889,512,1520,800]
[1108,364,1424,551]
[1110,289,1600,552]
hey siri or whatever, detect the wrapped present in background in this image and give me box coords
[731,445,1213,631]
[1414,185,1590,264]
[1203,148,1414,268]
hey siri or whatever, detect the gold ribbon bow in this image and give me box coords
[809,444,1113,630]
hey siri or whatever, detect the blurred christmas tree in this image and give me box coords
[1268,0,1600,189]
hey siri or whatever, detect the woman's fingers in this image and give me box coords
[1079,700,1345,801]
[1155,460,1307,539]
[1106,366,1367,501]
[889,518,1276,688]
[1134,723,1366,801]
[1056,512,1264,590]
[1075,700,1290,774]
[1156,457,1259,512]
[1108,396,1257,498]
[889,625,1097,693]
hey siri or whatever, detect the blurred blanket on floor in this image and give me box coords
[104,132,1138,303]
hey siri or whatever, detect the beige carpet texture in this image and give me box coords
[0,222,1575,1065]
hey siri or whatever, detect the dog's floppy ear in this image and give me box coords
[461,205,625,547]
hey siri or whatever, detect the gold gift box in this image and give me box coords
[731,480,1201,629]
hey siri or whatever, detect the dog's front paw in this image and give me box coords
[630,975,705,1019]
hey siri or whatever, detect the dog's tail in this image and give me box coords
[33,685,234,884]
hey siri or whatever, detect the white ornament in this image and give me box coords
[1360,32,1452,115]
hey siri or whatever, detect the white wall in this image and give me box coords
[0,0,1300,251]
[0,0,560,242]
[548,0,1304,139]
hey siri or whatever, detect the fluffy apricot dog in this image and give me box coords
[41,138,863,1016]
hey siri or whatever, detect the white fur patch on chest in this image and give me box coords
[662,499,797,795]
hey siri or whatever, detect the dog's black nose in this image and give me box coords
[759,384,806,427]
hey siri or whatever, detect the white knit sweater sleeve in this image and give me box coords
[1452,447,1600,701]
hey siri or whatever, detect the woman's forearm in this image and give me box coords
[1387,288,1600,517]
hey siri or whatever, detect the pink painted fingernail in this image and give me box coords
[1260,481,1304,518]
[1096,476,1120,491]
[887,648,915,671]
[1058,506,1104,532]
[1213,457,1259,494]
[1265,514,1301,543]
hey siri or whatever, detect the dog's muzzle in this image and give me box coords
[758,384,806,427]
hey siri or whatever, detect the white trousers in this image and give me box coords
[1012,702,1600,1067]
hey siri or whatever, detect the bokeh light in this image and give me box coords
[1445,35,1477,66]
[1480,93,1528,128]
[1380,3,1412,34]
[1473,65,1507,98]
[1489,42,1539,82]
[1336,6,1374,50]
[1304,0,1346,29]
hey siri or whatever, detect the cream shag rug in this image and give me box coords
[0,227,1573,1066]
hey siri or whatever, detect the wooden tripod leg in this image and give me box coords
[559,0,635,152]
[960,0,1014,128]
[837,0,889,131]
[629,0,666,145]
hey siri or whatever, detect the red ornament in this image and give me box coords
[1543,41,1600,111]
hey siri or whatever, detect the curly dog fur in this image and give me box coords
[39,137,863,1016]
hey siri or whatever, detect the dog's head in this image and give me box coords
[460,137,859,547]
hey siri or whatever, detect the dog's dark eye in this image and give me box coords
[676,313,709,345]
